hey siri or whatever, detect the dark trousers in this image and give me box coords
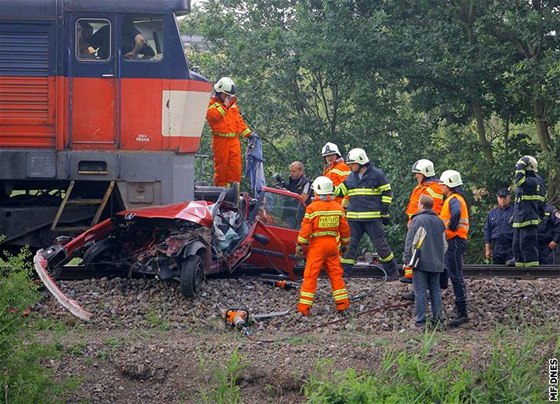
[344,220,396,273]
[445,237,467,304]
[413,269,443,325]
[492,241,514,264]
[512,226,538,267]
[538,245,555,265]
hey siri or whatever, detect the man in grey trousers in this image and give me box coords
[403,195,447,329]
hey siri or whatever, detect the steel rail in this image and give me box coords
[55,263,560,281]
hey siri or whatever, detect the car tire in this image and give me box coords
[83,238,120,276]
[180,254,204,298]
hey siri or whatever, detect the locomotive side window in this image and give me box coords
[76,19,111,61]
[122,15,163,61]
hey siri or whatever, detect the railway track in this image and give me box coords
[56,263,560,281]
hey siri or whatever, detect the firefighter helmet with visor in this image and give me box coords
[440,170,463,188]
[312,176,334,195]
[346,148,369,165]
[412,159,435,177]
[214,77,237,96]
[321,142,341,157]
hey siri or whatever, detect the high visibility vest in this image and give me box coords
[440,193,469,239]
[323,159,351,205]
[405,180,444,220]
[297,198,351,245]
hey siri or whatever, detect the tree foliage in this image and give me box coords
[181,0,559,261]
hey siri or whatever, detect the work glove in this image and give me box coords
[382,216,391,226]
[340,244,349,256]
[295,244,304,259]
[248,132,259,140]
[483,258,491,265]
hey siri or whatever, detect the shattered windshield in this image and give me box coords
[255,191,305,230]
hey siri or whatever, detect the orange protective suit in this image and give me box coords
[405,180,444,220]
[323,158,351,205]
[296,196,351,315]
[403,179,444,279]
[206,96,251,186]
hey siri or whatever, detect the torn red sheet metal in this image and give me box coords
[33,249,92,321]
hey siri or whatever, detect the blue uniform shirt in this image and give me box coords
[483,205,514,244]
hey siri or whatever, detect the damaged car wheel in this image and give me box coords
[83,238,121,276]
[180,255,204,298]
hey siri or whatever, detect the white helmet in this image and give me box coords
[214,77,236,96]
[517,155,538,172]
[346,148,369,165]
[312,176,334,195]
[322,142,341,157]
[412,159,435,177]
[440,170,463,188]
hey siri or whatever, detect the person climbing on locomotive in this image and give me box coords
[206,77,252,187]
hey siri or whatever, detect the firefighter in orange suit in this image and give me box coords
[322,142,351,206]
[295,176,351,315]
[206,77,252,186]
[401,159,444,284]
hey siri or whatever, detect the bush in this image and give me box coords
[304,330,550,403]
[0,246,65,403]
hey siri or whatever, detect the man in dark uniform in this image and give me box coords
[538,204,560,264]
[336,148,398,280]
[286,161,311,204]
[512,155,546,267]
[483,188,514,264]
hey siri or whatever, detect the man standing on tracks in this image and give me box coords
[402,159,444,284]
[538,203,560,264]
[336,148,399,280]
[206,77,252,187]
[321,142,351,206]
[403,195,446,330]
[439,169,470,327]
[295,176,351,315]
[483,188,514,264]
[511,155,546,267]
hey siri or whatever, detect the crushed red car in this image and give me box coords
[34,185,308,320]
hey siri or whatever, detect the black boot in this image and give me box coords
[449,301,469,327]
[383,259,399,282]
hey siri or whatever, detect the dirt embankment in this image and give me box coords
[34,277,560,403]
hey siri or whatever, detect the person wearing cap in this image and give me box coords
[537,203,560,265]
[206,77,252,187]
[321,142,351,206]
[511,155,546,267]
[295,176,351,316]
[483,188,514,264]
[439,169,470,327]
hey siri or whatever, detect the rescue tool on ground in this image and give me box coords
[224,308,291,336]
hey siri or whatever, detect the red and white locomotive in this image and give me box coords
[0,0,212,248]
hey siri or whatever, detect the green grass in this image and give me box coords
[304,327,553,403]
[200,349,247,404]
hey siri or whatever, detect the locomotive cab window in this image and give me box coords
[76,19,111,61]
[122,15,163,61]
